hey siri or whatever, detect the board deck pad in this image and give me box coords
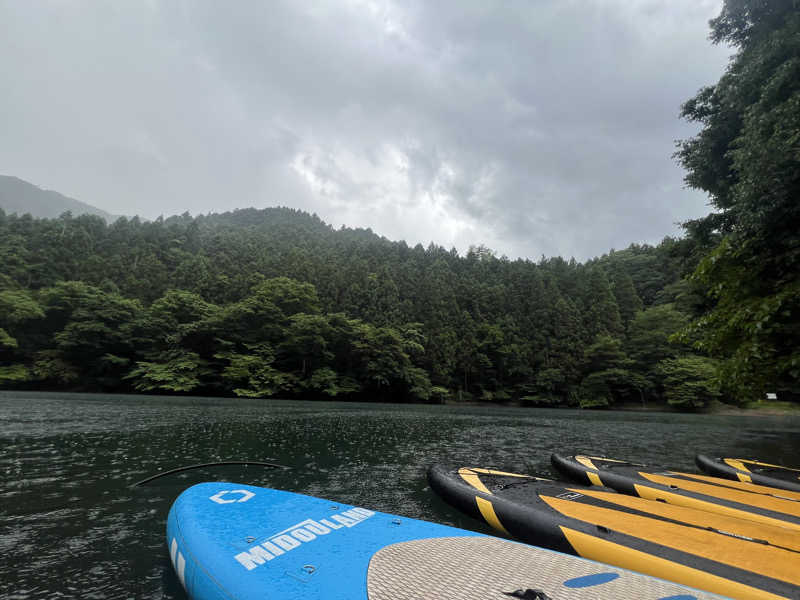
[427,465,800,600]
[696,455,800,494]
[551,454,800,530]
[367,536,712,600]
[166,482,727,600]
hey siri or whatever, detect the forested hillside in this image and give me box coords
[0,207,716,408]
[1,0,797,410]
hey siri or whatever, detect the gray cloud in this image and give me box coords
[0,0,729,259]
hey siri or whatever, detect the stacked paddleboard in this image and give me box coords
[166,481,727,600]
[696,455,800,493]
[551,454,800,529]
[428,458,800,600]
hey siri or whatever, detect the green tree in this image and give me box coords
[579,335,644,408]
[251,277,321,317]
[350,322,432,402]
[216,342,294,398]
[611,271,643,330]
[658,355,722,409]
[582,268,624,339]
[124,290,223,393]
[302,367,360,398]
[279,313,333,378]
[527,283,584,405]
[125,349,214,393]
[0,289,44,383]
[361,268,401,326]
[35,282,141,386]
[676,0,800,401]
[453,311,489,400]
[628,305,687,367]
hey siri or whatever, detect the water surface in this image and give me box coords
[2,391,799,598]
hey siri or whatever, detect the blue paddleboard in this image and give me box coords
[167,482,724,600]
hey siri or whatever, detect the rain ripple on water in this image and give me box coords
[2,391,799,598]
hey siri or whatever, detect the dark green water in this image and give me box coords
[2,391,799,599]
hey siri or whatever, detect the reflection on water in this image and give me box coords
[2,391,799,598]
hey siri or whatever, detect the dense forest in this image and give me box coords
[1,0,797,409]
[0,207,720,408]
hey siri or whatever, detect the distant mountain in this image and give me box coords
[0,175,116,221]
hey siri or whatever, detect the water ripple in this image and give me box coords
[1,391,799,598]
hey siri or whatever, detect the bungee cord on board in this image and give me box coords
[131,460,291,487]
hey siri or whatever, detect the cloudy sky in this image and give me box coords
[0,0,731,260]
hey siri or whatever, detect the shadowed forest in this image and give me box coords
[0,206,710,408]
[1,1,798,410]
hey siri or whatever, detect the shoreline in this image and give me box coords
[705,406,800,417]
[3,388,799,415]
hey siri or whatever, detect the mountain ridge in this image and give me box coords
[0,174,117,221]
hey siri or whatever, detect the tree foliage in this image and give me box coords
[658,356,721,409]
[1,1,790,408]
[676,0,800,402]
[0,168,768,409]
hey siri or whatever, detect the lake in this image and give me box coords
[2,391,799,598]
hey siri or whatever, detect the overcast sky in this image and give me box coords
[0,0,731,260]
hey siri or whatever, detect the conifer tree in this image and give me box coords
[582,267,624,340]
[611,271,643,330]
